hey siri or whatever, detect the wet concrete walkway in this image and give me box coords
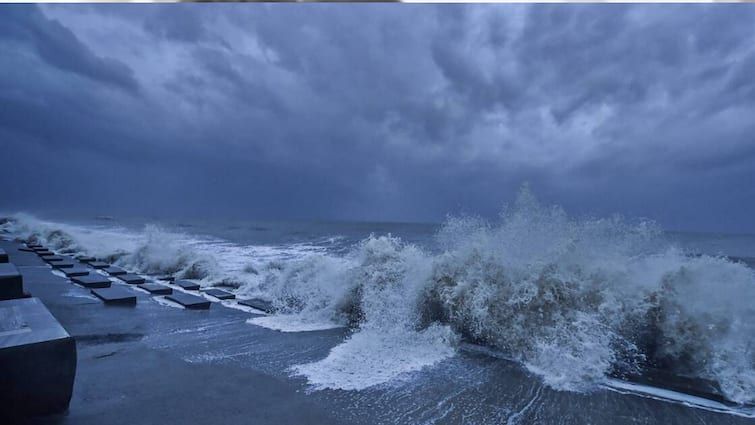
[0,240,349,425]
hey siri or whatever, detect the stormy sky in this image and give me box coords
[1,4,755,232]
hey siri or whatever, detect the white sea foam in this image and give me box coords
[62,289,98,300]
[247,314,344,332]
[291,325,457,390]
[604,379,755,418]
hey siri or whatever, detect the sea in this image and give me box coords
[2,189,754,423]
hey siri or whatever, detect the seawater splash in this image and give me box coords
[256,188,755,403]
[0,213,305,290]
[282,236,459,389]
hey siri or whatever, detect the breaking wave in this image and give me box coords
[0,213,312,290]
[3,187,755,404]
[257,188,755,403]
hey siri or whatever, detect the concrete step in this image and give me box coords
[103,266,126,276]
[238,298,275,314]
[202,288,235,300]
[175,280,200,291]
[71,275,111,288]
[116,274,145,285]
[50,260,75,269]
[87,261,109,269]
[61,267,90,278]
[0,297,76,417]
[137,283,172,295]
[165,293,211,310]
[0,263,24,301]
[91,287,136,305]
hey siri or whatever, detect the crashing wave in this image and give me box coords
[260,188,755,403]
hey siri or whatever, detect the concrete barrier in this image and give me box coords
[71,275,111,288]
[117,274,145,285]
[91,288,136,305]
[165,293,211,310]
[49,260,75,269]
[87,261,109,269]
[104,266,127,276]
[41,255,63,263]
[62,267,90,278]
[138,283,172,295]
[0,297,76,417]
[238,298,275,314]
[175,280,200,291]
[202,288,235,300]
[0,263,24,301]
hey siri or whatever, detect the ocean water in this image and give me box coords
[2,189,755,412]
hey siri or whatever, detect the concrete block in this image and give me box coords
[18,247,35,253]
[91,287,136,305]
[137,283,172,295]
[238,298,275,314]
[71,275,111,288]
[61,267,90,278]
[0,248,8,263]
[117,274,145,285]
[49,260,75,269]
[0,263,24,301]
[175,280,200,291]
[76,256,96,262]
[157,276,175,282]
[103,266,126,276]
[87,261,109,269]
[0,297,76,417]
[41,255,63,262]
[26,244,43,249]
[165,293,211,310]
[35,250,53,256]
[202,288,235,300]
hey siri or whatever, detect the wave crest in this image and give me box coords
[270,188,755,402]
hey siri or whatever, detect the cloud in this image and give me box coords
[2,4,755,232]
[0,5,138,93]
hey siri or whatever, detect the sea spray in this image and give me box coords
[268,188,755,402]
[289,236,459,389]
[0,214,257,289]
[124,224,218,280]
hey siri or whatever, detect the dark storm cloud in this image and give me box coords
[0,5,138,93]
[2,4,755,232]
